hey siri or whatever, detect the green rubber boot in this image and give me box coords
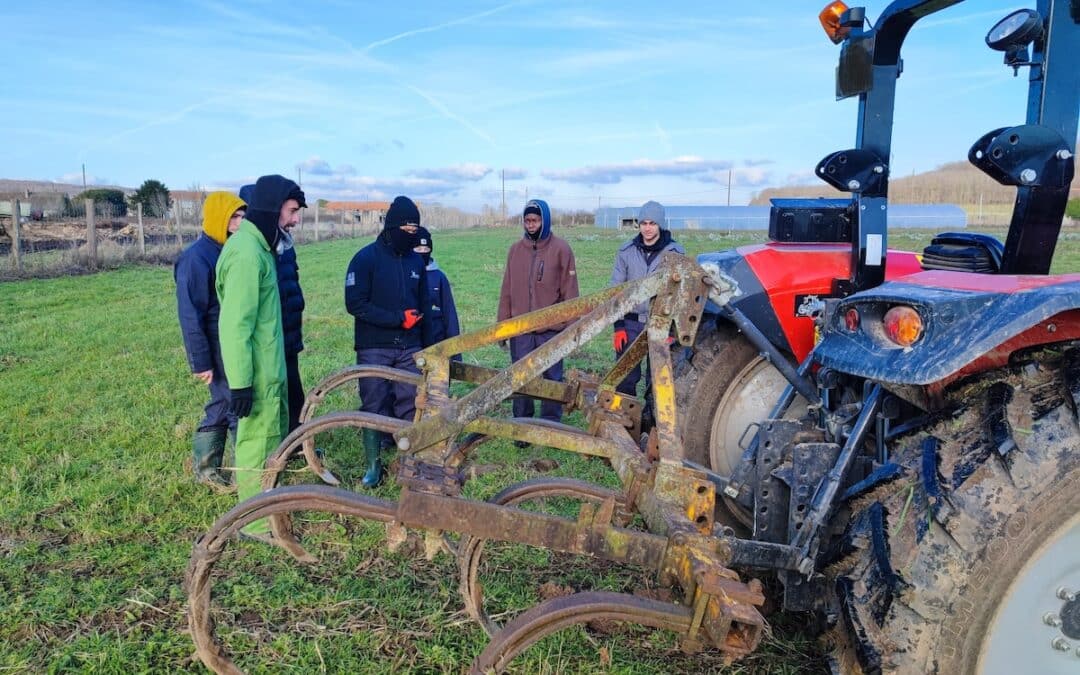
[361,428,384,488]
[222,428,236,486]
[193,429,230,489]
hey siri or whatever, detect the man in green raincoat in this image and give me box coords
[216,174,304,541]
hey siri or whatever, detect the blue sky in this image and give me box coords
[2,1,1027,211]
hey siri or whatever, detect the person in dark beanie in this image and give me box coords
[412,226,461,349]
[240,182,307,433]
[609,200,684,434]
[216,174,303,543]
[497,199,579,435]
[345,195,432,487]
[175,191,247,489]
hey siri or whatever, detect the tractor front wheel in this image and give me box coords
[675,324,807,476]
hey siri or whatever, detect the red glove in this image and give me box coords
[613,329,629,352]
[402,309,423,330]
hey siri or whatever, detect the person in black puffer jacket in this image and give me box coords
[240,182,307,432]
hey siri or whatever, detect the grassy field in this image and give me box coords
[0,225,1076,674]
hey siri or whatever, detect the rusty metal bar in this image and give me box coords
[396,488,669,569]
[460,416,616,459]
[421,284,627,360]
[401,258,706,453]
[449,360,577,405]
[648,320,684,464]
[600,327,650,389]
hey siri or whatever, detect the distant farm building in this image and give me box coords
[594,203,968,230]
[322,201,392,233]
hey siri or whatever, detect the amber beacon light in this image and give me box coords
[819,1,851,44]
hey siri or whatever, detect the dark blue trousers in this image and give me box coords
[509,330,564,423]
[198,346,236,432]
[356,346,421,422]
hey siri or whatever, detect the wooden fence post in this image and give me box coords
[137,203,145,255]
[86,199,98,267]
[175,203,183,246]
[11,199,22,273]
[314,202,320,242]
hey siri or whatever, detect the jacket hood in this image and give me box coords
[202,191,247,245]
[522,199,552,241]
[238,184,255,206]
[243,175,305,251]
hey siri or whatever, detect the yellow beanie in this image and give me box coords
[202,192,247,245]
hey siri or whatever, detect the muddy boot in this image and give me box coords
[193,429,230,490]
[361,428,384,489]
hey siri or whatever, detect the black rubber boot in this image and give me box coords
[193,429,230,489]
[361,428,384,488]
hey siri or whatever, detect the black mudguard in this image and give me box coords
[814,278,1080,385]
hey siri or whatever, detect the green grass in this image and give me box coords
[1,225,1076,673]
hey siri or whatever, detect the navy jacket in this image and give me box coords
[345,236,433,349]
[424,261,460,345]
[277,233,305,355]
[174,233,224,373]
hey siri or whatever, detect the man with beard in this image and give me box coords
[217,174,303,542]
[240,182,307,433]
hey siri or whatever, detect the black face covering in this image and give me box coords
[386,227,415,255]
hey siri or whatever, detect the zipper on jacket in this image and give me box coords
[528,243,537,313]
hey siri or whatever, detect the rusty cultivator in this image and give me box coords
[187,253,785,673]
[187,1,1080,672]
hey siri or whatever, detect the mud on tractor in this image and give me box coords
[187,1,1080,672]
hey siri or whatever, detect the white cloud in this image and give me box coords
[541,156,734,185]
[407,163,492,181]
[297,157,333,175]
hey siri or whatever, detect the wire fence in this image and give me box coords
[0,197,492,280]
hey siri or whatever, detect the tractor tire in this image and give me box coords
[675,323,806,476]
[827,350,1080,674]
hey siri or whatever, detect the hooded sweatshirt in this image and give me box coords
[497,199,579,331]
[173,191,247,373]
